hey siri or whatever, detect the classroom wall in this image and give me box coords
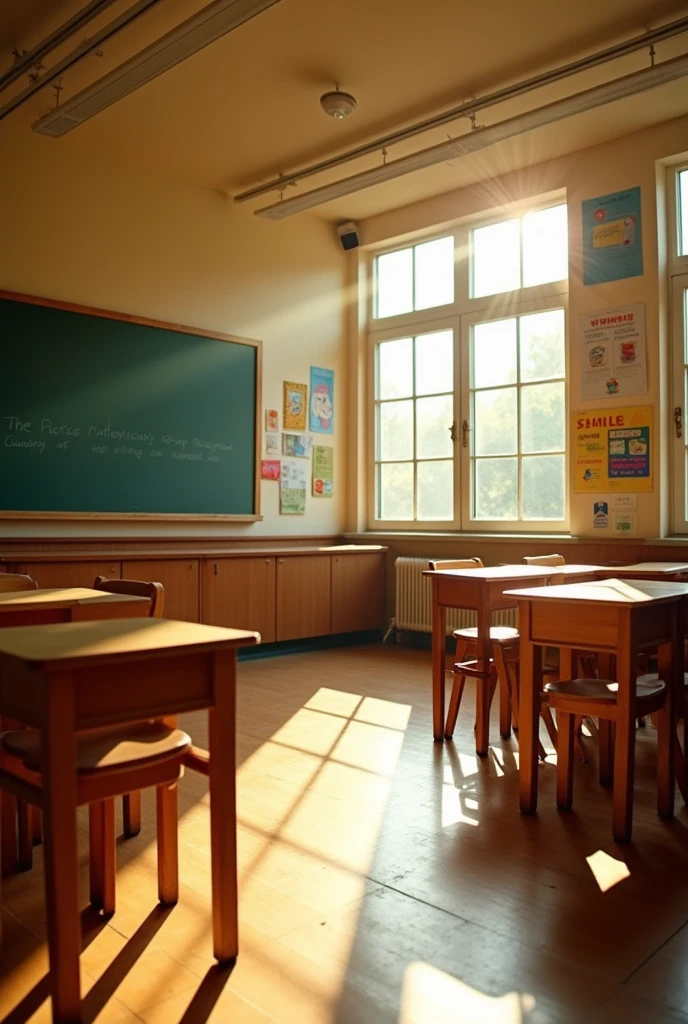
[352,112,688,542]
[0,127,346,538]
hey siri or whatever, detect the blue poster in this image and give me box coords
[608,425,650,480]
[582,187,643,286]
[309,366,334,434]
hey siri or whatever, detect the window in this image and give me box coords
[369,201,568,531]
[679,169,688,258]
[670,165,688,532]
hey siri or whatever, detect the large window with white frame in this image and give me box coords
[369,200,569,531]
[669,165,688,533]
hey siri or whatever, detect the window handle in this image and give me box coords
[675,407,683,439]
[449,421,457,443]
[461,419,471,448]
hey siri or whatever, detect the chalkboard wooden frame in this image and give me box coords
[0,290,263,521]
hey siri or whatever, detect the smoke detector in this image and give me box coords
[320,89,357,119]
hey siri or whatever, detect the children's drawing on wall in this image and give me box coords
[261,459,281,480]
[265,433,280,455]
[265,409,279,432]
[282,433,312,458]
[283,382,308,431]
[309,367,334,434]
[313,445,334,497]
[280,458,307,515]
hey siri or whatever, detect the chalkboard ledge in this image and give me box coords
[0,511,264,522]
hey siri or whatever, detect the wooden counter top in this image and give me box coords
[0,544,387,563]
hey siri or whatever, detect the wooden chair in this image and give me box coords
[0,721,191,919]
[93,576,165,838]
[0,573,38,592]
[430,559,557,758]
[544,676,670,829]
[522,554,565,566]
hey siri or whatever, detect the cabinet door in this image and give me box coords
[276,555,331,641]
[203,558,276,642]
[122,559,199,622]
[17,561,120,589]
[331,553,386,633]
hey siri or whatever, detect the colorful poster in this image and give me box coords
[280,458,307,515]
[265,409,279,432]
[282,433,312,458]
[283,382,307,431]
[265,432,280,455]
[592,500,609,529]
[579,304,647,399]
[309,366,334,434]
[260,459,281,480]
[613,512,637,534]
[582,187,643,285]
[312,445,334,497]
[573,406,653,493]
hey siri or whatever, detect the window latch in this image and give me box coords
[675,407,683,439]
[461,419,471,448]
[449,421,457,443]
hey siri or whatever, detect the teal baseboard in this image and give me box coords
[238,629,384,661]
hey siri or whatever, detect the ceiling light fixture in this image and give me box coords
[254,51,688,219]
[320,89,357,119]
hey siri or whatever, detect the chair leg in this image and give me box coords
[599,718,614,786]
[540,704,558,751]
[32,807,42,845]
[494,646,512,739]
[475,668,496,757]
[1,791,18,876]
[556,712,576,810]
[122,791,141,838]
[89,800,116,915]
[17,801,33,871]
[156,783,179,906]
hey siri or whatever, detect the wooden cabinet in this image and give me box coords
[18,561,120,589]
[122,559,199,622]
[276,556,331,641]
[203,557,276,643]
[331,553,386,633]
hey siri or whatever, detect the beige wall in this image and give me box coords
[354,113,688,541]
[0,128,346,539]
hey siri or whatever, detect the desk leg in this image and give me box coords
[612,617,637,843]
[209,651,239,963]
[656,625,676,820]
[475,594,492,757]
[432,592,446,742]
[519,602,541,813]
[43,672,81,1022]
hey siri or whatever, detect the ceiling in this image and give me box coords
[1,0,688,221]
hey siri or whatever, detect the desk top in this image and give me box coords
[506,578,688,606]
[423,565,560,581]
[0,617,260,669]
[0,587,150,611]
[597,562,688,577]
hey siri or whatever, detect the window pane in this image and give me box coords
[522,455,565,519]
[414,236,454,310]
[416,394,453,459]
[417,460,453,519]
[522,205,568,286]
[520,309,566,382]
[474,458,518,519]
[474,388,517,456]
[679,170,688,257]
[472,219,520,297]
[379,400,413,460]
[521,382,565,453]
[415,330,453,396]
[376,248,413,318]
[378,338,413,399]
[472,319,517,389]
[378,462,413,519]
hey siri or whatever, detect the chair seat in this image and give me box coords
[453,625,519,644]
[545,677,666,702]
[1,723,191,774]
[637,672,688,689]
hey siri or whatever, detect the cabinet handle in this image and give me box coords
[278,559,284,564]
[265,559,270,565]
[213,563,218,575]
[190,563,195,569]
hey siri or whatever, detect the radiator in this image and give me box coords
[394,557,518,636]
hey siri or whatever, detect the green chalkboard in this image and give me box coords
[0,293,261,519]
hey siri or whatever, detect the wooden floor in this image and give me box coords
[2,644,688,1023]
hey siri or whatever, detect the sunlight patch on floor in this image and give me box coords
[586,850,631,892]
[399,961,535,1023]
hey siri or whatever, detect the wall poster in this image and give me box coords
[312,445,334,497]
[283,382,308,431]
[280,458,307,514]
[573,406,653,493]
[582,186,643,286]
[309,366,334,434]
[579,304,647,399]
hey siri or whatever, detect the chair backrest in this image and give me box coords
[428,557,484,570]
[0,573,39,593]
[523,554,565,566]
[93,576,164,617]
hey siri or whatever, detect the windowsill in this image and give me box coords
[346,531,688,545]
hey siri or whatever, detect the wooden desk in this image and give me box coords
[423,566,560,744]
[0,617,258,1022]
[507,578,688,842]
[0,587,150,627]
[547,564,605,582]
[597,562,688,580]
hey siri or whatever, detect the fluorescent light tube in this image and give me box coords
[32,0,282,137]
[254,52,688,220]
